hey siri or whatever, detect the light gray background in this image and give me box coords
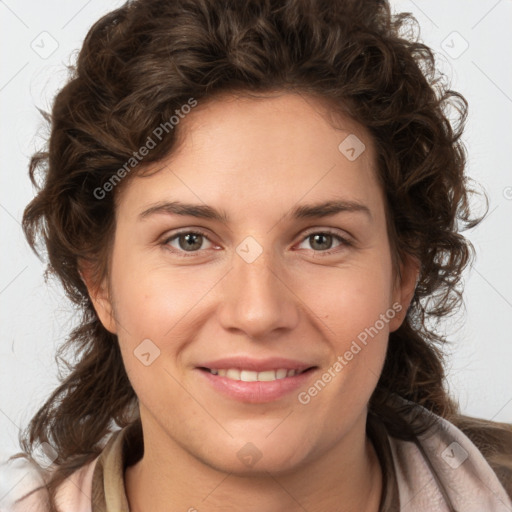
[1,0,511,461]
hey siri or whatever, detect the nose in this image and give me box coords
[217,248,300,341]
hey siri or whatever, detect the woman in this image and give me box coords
[7,0,512,510]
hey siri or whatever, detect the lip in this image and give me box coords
[195,357,317,404]
[197,356,314,372]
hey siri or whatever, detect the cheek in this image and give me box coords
[298,258,395,341]
[108,261,194,416]
[294,262,394,425]
[107,250,222,396]
[109,248,213,342]
[292,253,395,406]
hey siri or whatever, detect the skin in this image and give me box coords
[86,91,418,512]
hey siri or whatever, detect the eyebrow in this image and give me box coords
[290,200,372,221]
[138,199,372,223]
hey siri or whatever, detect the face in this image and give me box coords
[89,92,417,474]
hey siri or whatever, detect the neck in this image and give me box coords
[125,411,382,512]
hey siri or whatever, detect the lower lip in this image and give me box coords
[197,369,315,403]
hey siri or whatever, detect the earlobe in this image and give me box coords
[389,254,420,332]
[78,263,118,334]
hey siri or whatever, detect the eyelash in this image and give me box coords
[161,229,352,257]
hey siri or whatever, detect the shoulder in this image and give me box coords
[53,458,98,512]
[451,415,512,498]
[1,426,133,512]
[0,455,98,512]
[383,394,512,509]
[0,456,48,512]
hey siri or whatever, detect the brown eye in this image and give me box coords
[296,230,351,254]
[308,233,334,251]
[164,231,214,254]
[177,233,204,251]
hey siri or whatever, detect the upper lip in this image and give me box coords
[197,357,316,372]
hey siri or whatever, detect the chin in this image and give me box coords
[198,436,312,476]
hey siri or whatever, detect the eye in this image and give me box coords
[296,230,351,254]
[163,230,216,255]
[161,229,351,257]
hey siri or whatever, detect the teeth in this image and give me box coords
[240,370,258,382]
[207,368,306,381]
[257,370,277,382]
[226,369,240,380]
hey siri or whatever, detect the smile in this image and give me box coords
[203,368,310,381]
[197,363,317,403]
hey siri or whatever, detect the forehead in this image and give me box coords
[117,91,383,223]
[177,91,373,166]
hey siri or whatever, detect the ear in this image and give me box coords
[388,253,420,332]
[78,261,117,334]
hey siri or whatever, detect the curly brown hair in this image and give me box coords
[20,0,488,506]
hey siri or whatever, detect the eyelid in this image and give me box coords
[160,227,353,256]
[295,228,353,252]
[161,228,217,255]
[162,227,210,240]
[299,227,353,241]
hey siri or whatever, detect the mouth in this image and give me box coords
[195,359,318,403]
[198,367,315,382]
